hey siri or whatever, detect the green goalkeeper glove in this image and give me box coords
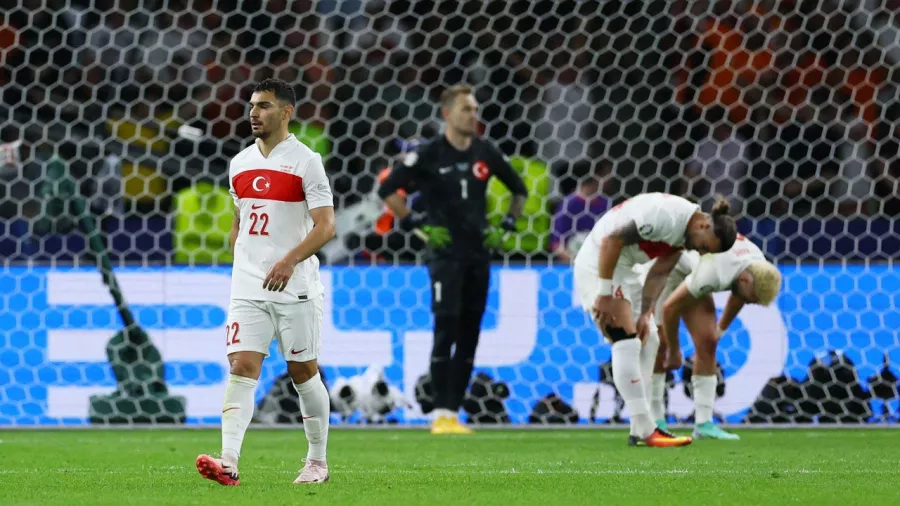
[483,214,518,249]
[404,214,452,250]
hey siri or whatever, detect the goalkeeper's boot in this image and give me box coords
[294,458,330,484]
[693,422,740,440]
[195,454,240,486]
[655,419,668,432]
[431,415,473,435]
[444,415,474,435]
[628,428,693,448]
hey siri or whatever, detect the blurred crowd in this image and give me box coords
[1,0,898,263]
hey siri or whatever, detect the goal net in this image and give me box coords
[1,0,898,426]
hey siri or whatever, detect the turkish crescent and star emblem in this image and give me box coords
[251,175,271,196]
[472,160,489,181]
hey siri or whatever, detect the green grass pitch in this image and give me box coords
[1,429,897,505]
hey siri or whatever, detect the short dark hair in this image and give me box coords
[710,195,737,252]
[253,78,296,106]
[440,85,473,109]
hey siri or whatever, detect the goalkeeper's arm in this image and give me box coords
[377,165,450,248]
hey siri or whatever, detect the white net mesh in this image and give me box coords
[1,0,899,426]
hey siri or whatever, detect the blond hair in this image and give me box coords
[747,261,782,306]
[440,85,473,109]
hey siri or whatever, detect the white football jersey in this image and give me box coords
[685,234,766,297]
[229,135,334,303]
[573,193,699,274]
[635,250,701,287]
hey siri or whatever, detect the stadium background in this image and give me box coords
[1,0,898,426]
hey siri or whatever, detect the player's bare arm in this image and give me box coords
[507,194,526,220]
[263,207,336,292]
[637,248,682,339]
[598,220,641,278]
[717,292,745,336]
[661,283,698,369]
[591,221,643,324]
[230,207,240,254]
[382,193,411,220]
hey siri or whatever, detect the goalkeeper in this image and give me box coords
[378,85,527,434]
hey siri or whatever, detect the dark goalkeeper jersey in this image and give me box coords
[377,136,528,260]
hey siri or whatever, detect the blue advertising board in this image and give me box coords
[0,265,897,425]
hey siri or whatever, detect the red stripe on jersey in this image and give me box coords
[638,241,674,259]
[232,169,305,202]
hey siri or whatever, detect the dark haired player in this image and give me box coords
[572,193,736,447]
[196,79,335,485]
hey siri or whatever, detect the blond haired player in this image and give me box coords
[573,193,736,447]
[652,234,782,440]
[196,79,336,486]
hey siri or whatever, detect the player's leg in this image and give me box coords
[575,266,690,447]
[650,281,679,428]
[681,295,739,440]
[651,330,668,429]
[427,258,465,433]
[196,299,273,486]
[639,319,662,426]
[443,260,491,431]
[273,297,331,484]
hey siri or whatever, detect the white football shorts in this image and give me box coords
[573,263,654,327]
[225,296,323,362]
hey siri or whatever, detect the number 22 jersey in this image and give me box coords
[228,135,334,303]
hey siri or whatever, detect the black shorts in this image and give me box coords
[427,258,490,315]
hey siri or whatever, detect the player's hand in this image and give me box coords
[591,295,616,328]
[419,225,452,249]
[484,214,518,250]
[263,258,295,292]
[665,347,684,371]
[636,312,653,342]
[482,227,505,249]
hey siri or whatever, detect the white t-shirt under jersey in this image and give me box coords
[229,135,334,303]
[573,193,700,275]
[685,234,766,297]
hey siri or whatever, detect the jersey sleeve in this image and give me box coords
[685,254,722,297]
[377,151,419,199]
[489,146,528,196]
[228,161,239,206]
[303,154,334,209]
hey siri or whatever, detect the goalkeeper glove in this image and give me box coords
[483,214,518,249]
[403,213,452,250]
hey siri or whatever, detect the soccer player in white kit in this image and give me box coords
[653,234,781,440]
[573,193,736,447]
[196,79,336,486]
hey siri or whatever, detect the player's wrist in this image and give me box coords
[500,214,517,232]
[596,278,613,297]
[401,212,426,230]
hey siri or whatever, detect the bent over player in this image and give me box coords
[378,85,528,434]
[655,234,781,439]
[196,79,336,485]
[573,193,736,447]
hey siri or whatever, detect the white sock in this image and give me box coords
[650,373,667,422]
[432,408,455,419]
[612,338,656,438]
[693,374,717,425]
[294,373,330,462]
[639,328,660,409]
[221,374,258,464]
